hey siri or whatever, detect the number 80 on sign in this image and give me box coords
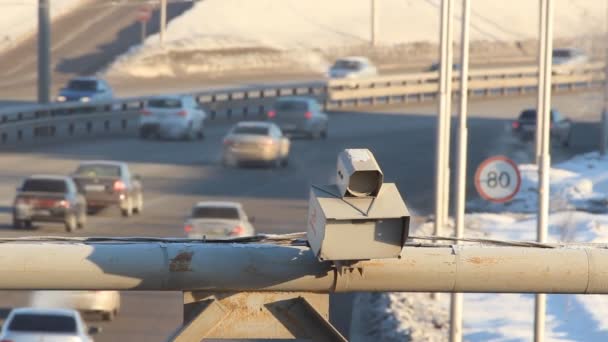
[474,156,521,203]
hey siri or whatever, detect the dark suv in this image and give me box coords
[511,109,572,147]
[13,175,87,232]
[71,161,143,217]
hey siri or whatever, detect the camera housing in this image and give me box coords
[307,149,410,261]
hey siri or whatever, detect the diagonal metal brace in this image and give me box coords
[171,298,230,342]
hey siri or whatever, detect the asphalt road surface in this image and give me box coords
[0,90,602,341]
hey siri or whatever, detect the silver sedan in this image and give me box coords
[222,121,290,168]
[184,201,255,239]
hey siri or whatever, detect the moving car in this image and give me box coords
[56,77,113,103]
[13,175,86,232]
[427,62,461,72]
[184,201,255,239]
[552,48,589,74]
[31,291,121,322]
[327,56,377,79]
[0,307,100,342]
[511,109,572,146]
[267,97,328,139]
[139,95,207,140]
[71,161,143,217]
[222,121,290,168]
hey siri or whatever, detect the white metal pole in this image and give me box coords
[370,0,377,46]
[602,0,608,156]
[449,0,471,340]
[535,0,547,163]
[442,0,455,228]
[535,0,553,341]
[160,0,167,46]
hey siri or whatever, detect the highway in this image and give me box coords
[0,89,601,341]
[0,0,193,102]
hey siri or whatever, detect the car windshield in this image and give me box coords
[275,101,308,111]
[22,179,67,193]
[8,314,77,333]
[232,126,269,135]
[67,80,97,91]
[552,49,572,58]
[192,206,240,219]
[332,60,361,70]
[519,110,537,121]
[148,99,182,108]
[74,164,121,178]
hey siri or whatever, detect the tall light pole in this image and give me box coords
[38,0,51,103]
[535,0,547,163]
[601,0,608,156]
[370,0,377,46]
[535,0,554,341]
[433,0,454,301]
[160,0,167,46]
[449,0,471,341]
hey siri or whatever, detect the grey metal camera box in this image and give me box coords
[307,183,410,261]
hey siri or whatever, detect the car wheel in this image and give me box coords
[121,198,133,218]
[562,130,572,147]
[12,217,24,229]
[197,128,205,140]
[65,214,77,233]
[102,310,115,321]
[321,127,328,139]
[133,193,143,214]
[183,123,194,141]
[281,157,289,167]
[77,210,86,229]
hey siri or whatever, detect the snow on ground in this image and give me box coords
[355,152,608,341]
[0,0,84,53]
[107,0,605,78]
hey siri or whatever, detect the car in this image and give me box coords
[0,307,100,342]
[139,95,207,140]
[184,201,255,239]
[56,77,113,103]
[327,56,378,79]
[222,121,290,168]
[70,161,143,217]
[427,62,461,72]
[267,97,328,139]
[30,291,121,322]
[13,175,87,232]
[511,108,572,147]
[552,48,588,74]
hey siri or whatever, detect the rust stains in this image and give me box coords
[170,251,194,272]
[466,256,499,266]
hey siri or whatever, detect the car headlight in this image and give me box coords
[56,96,66,102]
[80,96,90,103]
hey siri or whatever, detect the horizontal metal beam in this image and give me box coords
[0,241,607,294]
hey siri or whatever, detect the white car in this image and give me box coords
[139,95,207,140]
[30,291,121,321]
[552,48,588,74]
[0,307,100,342]
[184,201,255,239]
[327,56,378,79]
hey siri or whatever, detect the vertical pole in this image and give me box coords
[141,21,147,43]
[433,0,453,301]
[601,0,608,156]
[535,1,553,341]
[370,0,377,46]
[442,0,455,227]
[535,0,547,163]
[160,0,167,46]
[449,0,471,341]
[38,0,51,103]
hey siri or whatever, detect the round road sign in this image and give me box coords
[474,156,521,203]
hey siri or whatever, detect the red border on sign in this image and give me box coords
[474,155,521,203]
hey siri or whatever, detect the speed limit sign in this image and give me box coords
[474,156,521,203]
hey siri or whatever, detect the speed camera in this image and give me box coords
[307,149,410,261]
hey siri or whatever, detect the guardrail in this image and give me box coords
[0,63,603,147]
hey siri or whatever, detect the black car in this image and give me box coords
[71,161,143,217]
[13,175,87,232]
[511,109,572,147]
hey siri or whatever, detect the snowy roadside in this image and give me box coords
[353,152,608,341]
[0,0,84,53]
[105,0,604,79]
